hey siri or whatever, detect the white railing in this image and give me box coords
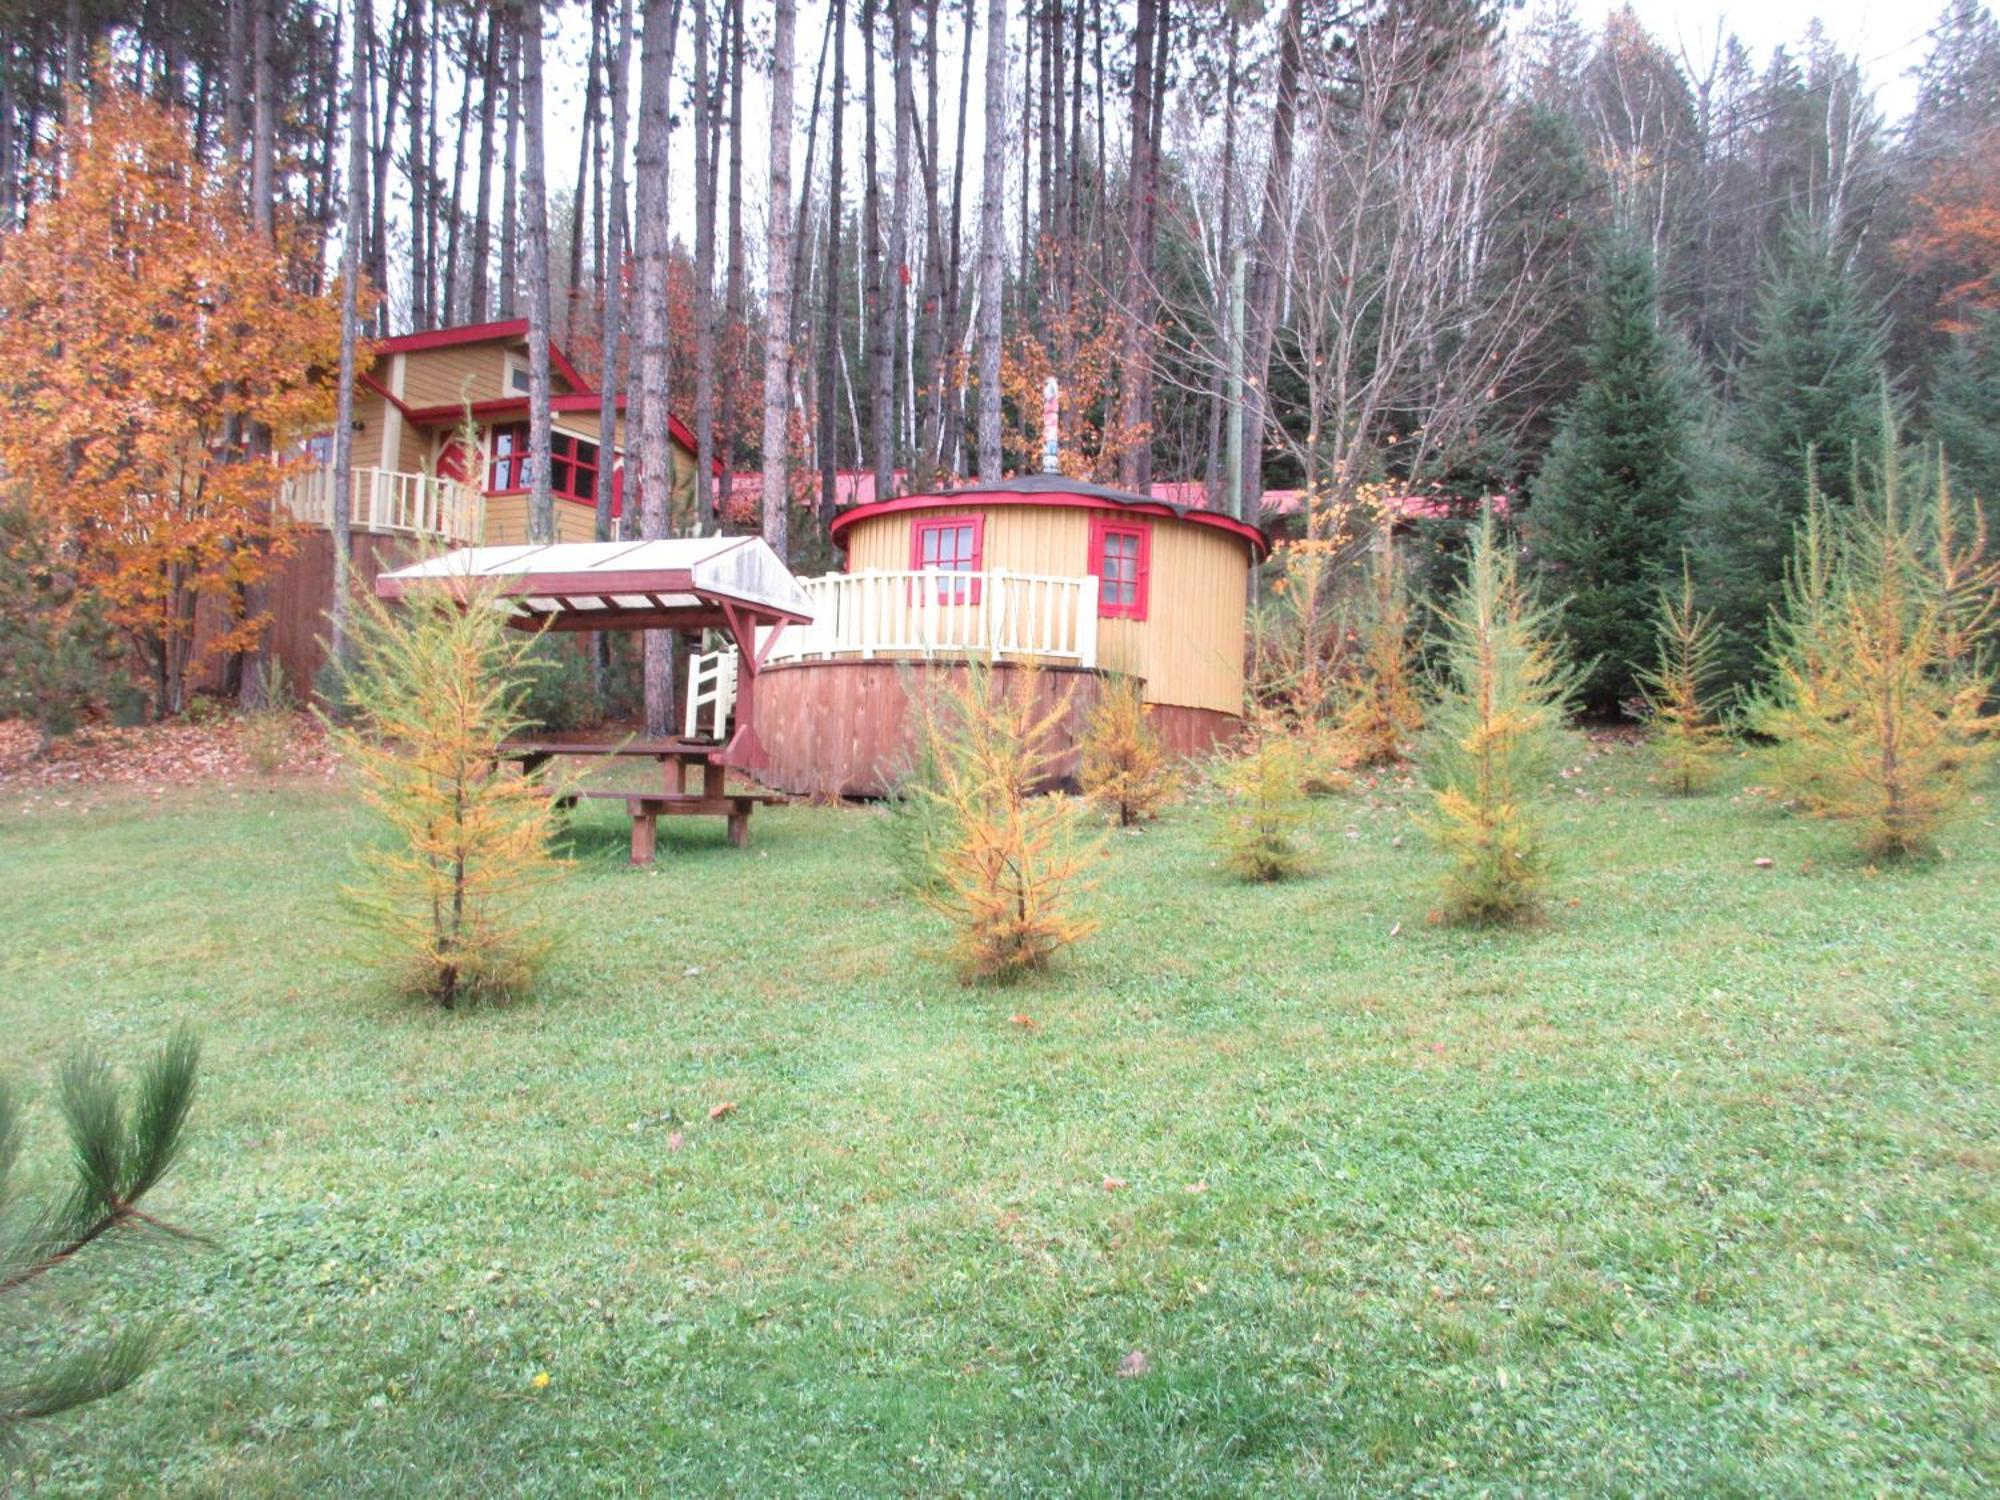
[763,568,1099,668]
[685,646,738,740]
[278,466,483,543]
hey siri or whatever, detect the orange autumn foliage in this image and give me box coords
[1898,127,2000,325]
[998,271,1146,480]
[0,81,348,713]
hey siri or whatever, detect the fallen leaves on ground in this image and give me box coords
[707,1101,737,1122]
[0,714,339,793]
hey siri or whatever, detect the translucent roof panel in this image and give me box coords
[376,538,814,625]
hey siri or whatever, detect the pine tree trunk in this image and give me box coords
[975,0,1007,481]
[330,0,370,671]
[692,0,717,530]
[519,0,556,544]
[1017,0,1031,321]
[634,0,680,737]
[1064,0,1081,325]
[470,14,499,319]
[442,9,478,321]
[407,0,429,328]
[912,0,945,490]
[224,0,248,167]
[761,0,796,559]
[1115,0,1156,492]
[63,0,83,92]
[598,0,631,544]
[1243,0,1302,519]
[499,26,519,318]
[1202,16,1238,508]
[718,0,746,519]
[862,0,889,502]
[944,0,975,478]
[567,2,602,348]
[818,0,847,533]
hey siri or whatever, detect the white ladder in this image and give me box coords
[684,646,738,742]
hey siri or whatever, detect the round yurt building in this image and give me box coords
[754,475,1270,797]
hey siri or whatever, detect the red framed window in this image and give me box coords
[486,422,599,503]
[909,515,984,603]
[1089,517,1149,619]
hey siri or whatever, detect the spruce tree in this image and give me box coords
[1929,310,2000,511]
[1699,218,1888,686]
[1529,238,1693,714]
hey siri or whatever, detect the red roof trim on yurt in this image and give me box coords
[828,475,1272,560]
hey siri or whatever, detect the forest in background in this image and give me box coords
[1,0,1997,686]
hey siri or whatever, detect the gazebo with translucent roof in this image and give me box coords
[375,537,813,773]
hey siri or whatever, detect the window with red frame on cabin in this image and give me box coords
[910,516,984,602]
[486,422,599,503]
[1090,519,1148,619]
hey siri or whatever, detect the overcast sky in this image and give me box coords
[1571,0,1937,115]
[514,0,1951,257]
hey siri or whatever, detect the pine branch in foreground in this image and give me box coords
[1,1029,200,1448]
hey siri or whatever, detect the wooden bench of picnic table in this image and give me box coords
[497,739,784,864]
[568,789,785,862]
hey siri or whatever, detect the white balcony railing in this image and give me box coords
[764,568,1099,668]
[278,466,483,543]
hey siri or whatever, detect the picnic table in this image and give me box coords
[498,739,782,864]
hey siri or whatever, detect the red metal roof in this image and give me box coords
[828,475,1271,560]
[370,318,591,403]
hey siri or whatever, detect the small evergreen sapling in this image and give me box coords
[1421,503,1580,924]
[1212,722,1313,882]
[1758,413,1999,859]
[1336,530,1424,767]
[0,505,120,748]
[1079,676,1177,826]
[882,673,965,896]
[913,663,1103,982]
[1,1029,199,1447]
[238,658,295,776]
[1749,474,1842,811]
[329,575,567,1007]
[1636,560,1729,795]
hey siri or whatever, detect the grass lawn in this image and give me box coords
[1,739,1995,1495]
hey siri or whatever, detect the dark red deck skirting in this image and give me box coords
[754,658,1240,798]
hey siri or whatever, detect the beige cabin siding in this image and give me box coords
[394,346,508,411]
[482,495,601,545]
[841,503,1250,716]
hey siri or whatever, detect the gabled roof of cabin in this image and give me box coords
[829,472,1271,559]
[373,317,590,392]
[364,319,713,470]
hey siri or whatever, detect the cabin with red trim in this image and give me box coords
[753,474,1270,797]
[289,317,702,546]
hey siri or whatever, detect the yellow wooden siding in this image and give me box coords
[841,503,1250,715]
[481,494,601,546]
[394,346,509,411]
[349,390,386,472]
[395,412,429,474]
